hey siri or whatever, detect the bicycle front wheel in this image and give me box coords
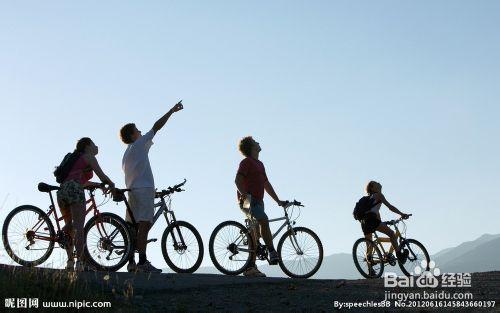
[2,205,55,267]
[352,238,384,279]
[84,213,131,272]
[277,227,323,278]
[209,221,254,275]
[161,221,204,274]
[399,239,430,277]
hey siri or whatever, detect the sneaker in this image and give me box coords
[243,267,266,277]
[136,261,162,273]
[75,261,97,272]
[269,250,279,265]
[397,249,409,264]
[127,261,137,273]
[65,260,75,271]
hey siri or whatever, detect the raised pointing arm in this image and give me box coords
[152,100,184,134]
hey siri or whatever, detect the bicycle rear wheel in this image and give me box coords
[352,238,384,279]
[84,213,131,272]
[161,221,204,274]
[398,239,430,277]
[2,205,55,267]
[209,221,254,275]
[277,227,323,278]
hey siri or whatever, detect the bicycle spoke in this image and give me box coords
[85,217,128,269]
[210,223,251,273]
[164,224,202,271]
[4,208,54,265]
[280,229,321,277]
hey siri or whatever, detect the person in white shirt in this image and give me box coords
[119,100,183,273]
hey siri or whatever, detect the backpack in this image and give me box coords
[54,152,81,184]
[353,196,381,220]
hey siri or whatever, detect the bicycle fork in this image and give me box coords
[287,228,304,255]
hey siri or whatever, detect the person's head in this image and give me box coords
[120,123,142,144]
[238,136,261,158]
[76,137,98,155]
[365,181,382,195]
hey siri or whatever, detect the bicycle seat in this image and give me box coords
[38,182,60,193]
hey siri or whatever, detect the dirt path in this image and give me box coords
[1,265,499,312]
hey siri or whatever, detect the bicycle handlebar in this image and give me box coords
[173,178,187,190]
[84,183,107,191]
[283,200,304,208]
[156,179,187,198]
[386,213,412,226]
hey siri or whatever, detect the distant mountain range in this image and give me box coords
[434,233,500,273]
[165,233,500,279]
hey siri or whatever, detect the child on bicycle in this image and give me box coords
[235,136,286,277]
[57,137,115,271]
[360,181,411,265]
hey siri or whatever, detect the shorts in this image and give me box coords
[126,188,155,223]
[361,212,381,235]
[57,180,85,208]
[240,198,268,221]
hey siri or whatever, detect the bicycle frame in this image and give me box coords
[29,189,104,243]
[124,192,188,248]
[372,227,403,257]
[152,195,177,226]
[240,206,303,255]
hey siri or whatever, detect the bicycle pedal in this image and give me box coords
[147,238,158,244]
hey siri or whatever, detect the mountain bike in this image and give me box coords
[2,182,131,271]
[352,214,430,278]
[113,179,204,273]
[209,200,323,279]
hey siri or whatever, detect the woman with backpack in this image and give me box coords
[359,181,411,264]
[56,137,115,271]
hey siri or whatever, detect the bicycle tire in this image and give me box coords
[161,221,204,274]
[352,237,384,279]
[398,238,430,277]
[84,212,132,272]
[209,220,254,276]
[277,226,323,279]
[2,205,55,267]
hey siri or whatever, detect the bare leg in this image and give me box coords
[364,233,373,255]
[136,221,152,263]
[65,228,76,262]
[70,202,86,262]
[364,233,375,273]
[60,206,74,262]
[376,224,400,252]
[249,225,258,266]
[258,218,275,251]
[128,223,137,264]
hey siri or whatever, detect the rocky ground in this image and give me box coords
[0,264,498,312]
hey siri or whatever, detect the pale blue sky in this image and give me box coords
[1,1,499,269]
